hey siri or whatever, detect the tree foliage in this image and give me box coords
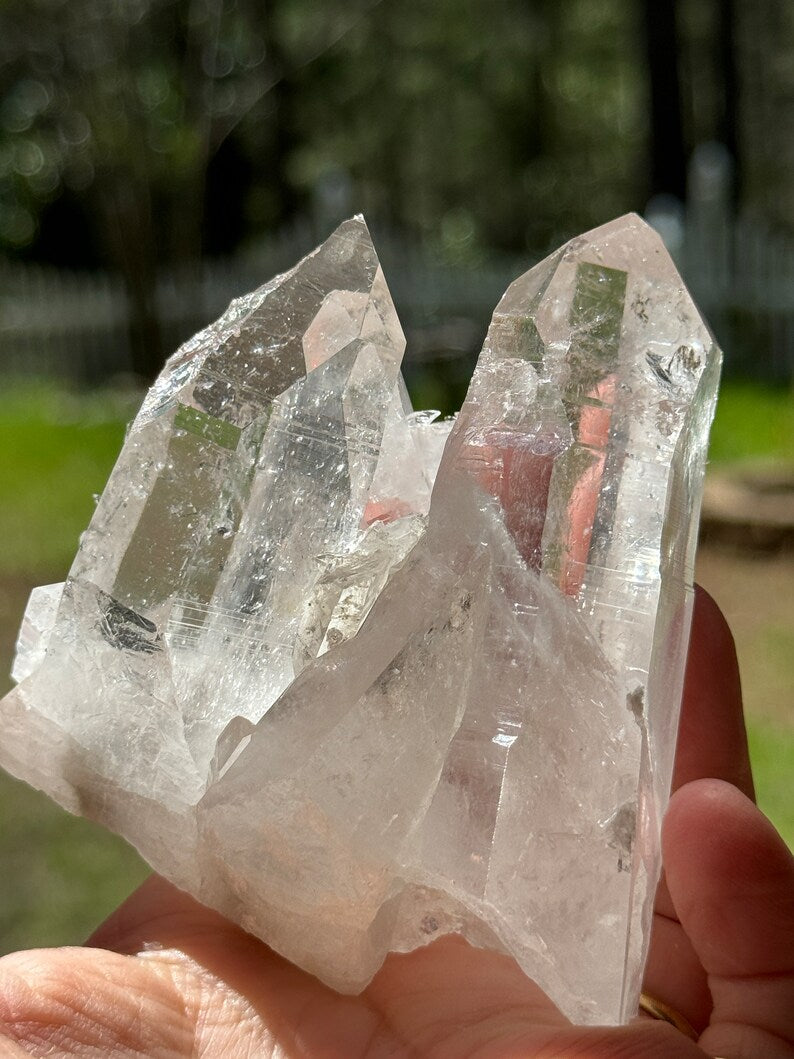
[0,0,792,375]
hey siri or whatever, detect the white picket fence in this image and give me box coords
[679,210,794,382]
[1,206,792,387]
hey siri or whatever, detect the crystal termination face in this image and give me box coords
[0,214,720,1025]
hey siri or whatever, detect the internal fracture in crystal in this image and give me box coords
[0,214,721,1025]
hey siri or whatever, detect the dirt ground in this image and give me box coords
[696,546,794,727]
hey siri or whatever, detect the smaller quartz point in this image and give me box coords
[0,214,720,1025]
[11,582,63,685]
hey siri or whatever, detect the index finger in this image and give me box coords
[671,585,754,800]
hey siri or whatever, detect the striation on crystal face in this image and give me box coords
[0,213,720,1025]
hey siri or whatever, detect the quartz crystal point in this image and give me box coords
[0,213,720,1025]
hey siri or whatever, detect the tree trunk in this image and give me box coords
[97,177,166,382]
[260,0,299,224]
[642,0,687,200]
[717,0,741,207]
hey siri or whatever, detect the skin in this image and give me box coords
[0,587,791,1058]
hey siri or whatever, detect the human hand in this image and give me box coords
[0,587,791,1058]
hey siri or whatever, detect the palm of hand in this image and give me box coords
[1,590,792,1059]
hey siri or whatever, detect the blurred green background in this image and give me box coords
[0,0,792,953]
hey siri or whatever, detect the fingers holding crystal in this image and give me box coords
[644,587,752,1032]
[665,779,794,1059]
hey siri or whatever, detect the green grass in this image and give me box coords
[0,770,148,952]
[746,719,794,848]
[0,384,136,577]
[708,381,794,465]
[0,378,790,953]
[0,384,149,950]
[0,379,789,580]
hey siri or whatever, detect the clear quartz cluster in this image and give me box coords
[0,214,720,1024]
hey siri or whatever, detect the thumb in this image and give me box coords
[664,778,794,1059]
